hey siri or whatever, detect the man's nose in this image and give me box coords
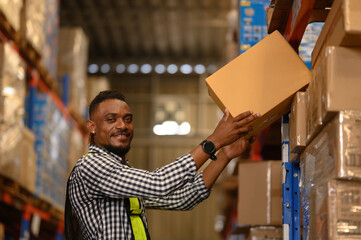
[116,119,126,129]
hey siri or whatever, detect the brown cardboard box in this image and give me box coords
[313,180,361,239]
[314,46,361,125]
[18,127,37,193]
[206,30,310,138]
[290,92,307,155]
[238,161,282,226]
[312,0,361,68]
[248,226,283,240]
[301,110,361,186]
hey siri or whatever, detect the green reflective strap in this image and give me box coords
[129,198,147,240]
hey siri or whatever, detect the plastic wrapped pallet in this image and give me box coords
[313,180,361,239]
[20,0,46,55]
[0,0,23,31]
[0,42,26,182]
[301,110,361,239]
[58,27,89,118]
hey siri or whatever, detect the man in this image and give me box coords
[65,90,260,239]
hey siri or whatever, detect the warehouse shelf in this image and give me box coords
[0,175,64,239]
[267,0,332,50]
[266,1,333,240]
[0,9,87,136]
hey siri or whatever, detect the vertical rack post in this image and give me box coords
[281,114,300,240]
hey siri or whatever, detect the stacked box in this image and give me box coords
[86,76,110,105]
[68,128,87,178]
[301,111,361,239]
[58,27,89,118]
[18,127,37,193]
[0,42,26,182]
[289,91,307,156]
[314,180,361,239]
[314,46,361,125]
[238,161,282,226]
[30,90,70,209]
[20,0,46,55]
[41,0,59,80]
[312,0,361,68]
[0,0,23,31]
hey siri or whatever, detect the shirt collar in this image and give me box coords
[88,144,129,165]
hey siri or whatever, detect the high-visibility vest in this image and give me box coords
[128,197,148,239]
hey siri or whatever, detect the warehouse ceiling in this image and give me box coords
[60,0,237,68]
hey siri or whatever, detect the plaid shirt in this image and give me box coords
[68,145,211,239]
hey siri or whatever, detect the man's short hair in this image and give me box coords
[89,90,126,119]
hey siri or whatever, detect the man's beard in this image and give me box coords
[103,144,131,158]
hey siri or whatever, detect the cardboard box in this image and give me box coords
[238,161,282,226]
[312,0,361,67]
[19,127,37,193]
[206,30,310,138]
[248,226,282,240]
[314,46,361,125]
[301,110,361,186]
[290,91,307,155]
[305,74,323,144]
[313,180,361,239]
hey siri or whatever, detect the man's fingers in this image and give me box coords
[233,110,254,121]
[238,113,260,126]
[223,109,230,121]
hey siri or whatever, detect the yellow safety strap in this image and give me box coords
[129,197,147,240]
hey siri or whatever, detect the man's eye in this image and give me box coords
[125,117,132,123]
[106,118,115,122]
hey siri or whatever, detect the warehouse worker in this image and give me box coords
[65,90,260,239]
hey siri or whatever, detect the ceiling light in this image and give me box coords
[167,64,178,74]
[100,64,110,73]
[116,64,126,73]
[127,64,139,74]
[140,64,152,74]
[194,64,206,74]
[207,64,217,74]
[180,64,192,74]
[88,64,99,73]
[155,64,166,74]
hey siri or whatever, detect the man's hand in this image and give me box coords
[220,136,256,161]
[207,109,260,150]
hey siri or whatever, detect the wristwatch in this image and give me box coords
[200,140,217,160]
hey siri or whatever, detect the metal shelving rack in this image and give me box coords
[267,1,333,239]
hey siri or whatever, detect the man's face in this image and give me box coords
[90,99,134,157]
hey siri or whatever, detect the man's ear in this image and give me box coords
[86,120,96,134]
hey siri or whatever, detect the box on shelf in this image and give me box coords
[229,225,282,240]
[58,27,89,118]
[314,46,361,125]
[313,180,361,240]
[301,110,361,186]
[20,0,46,55]
[18,127,37,193]
[206,30,310,139]
[0,0,23,31]
[289,91,307,155]
[238,160,282,226]
[41,0,59,80]
[312,0,361,67]
[305,74,323,144]
[86,76,110,105]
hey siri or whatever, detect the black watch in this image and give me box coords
[200,140,217,160]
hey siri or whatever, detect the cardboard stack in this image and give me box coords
[0,0,23,31]
[293,0,361,238]
[237,161,282,227]
[58,27,89,118]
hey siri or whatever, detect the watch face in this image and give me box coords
[204,141,215,154]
